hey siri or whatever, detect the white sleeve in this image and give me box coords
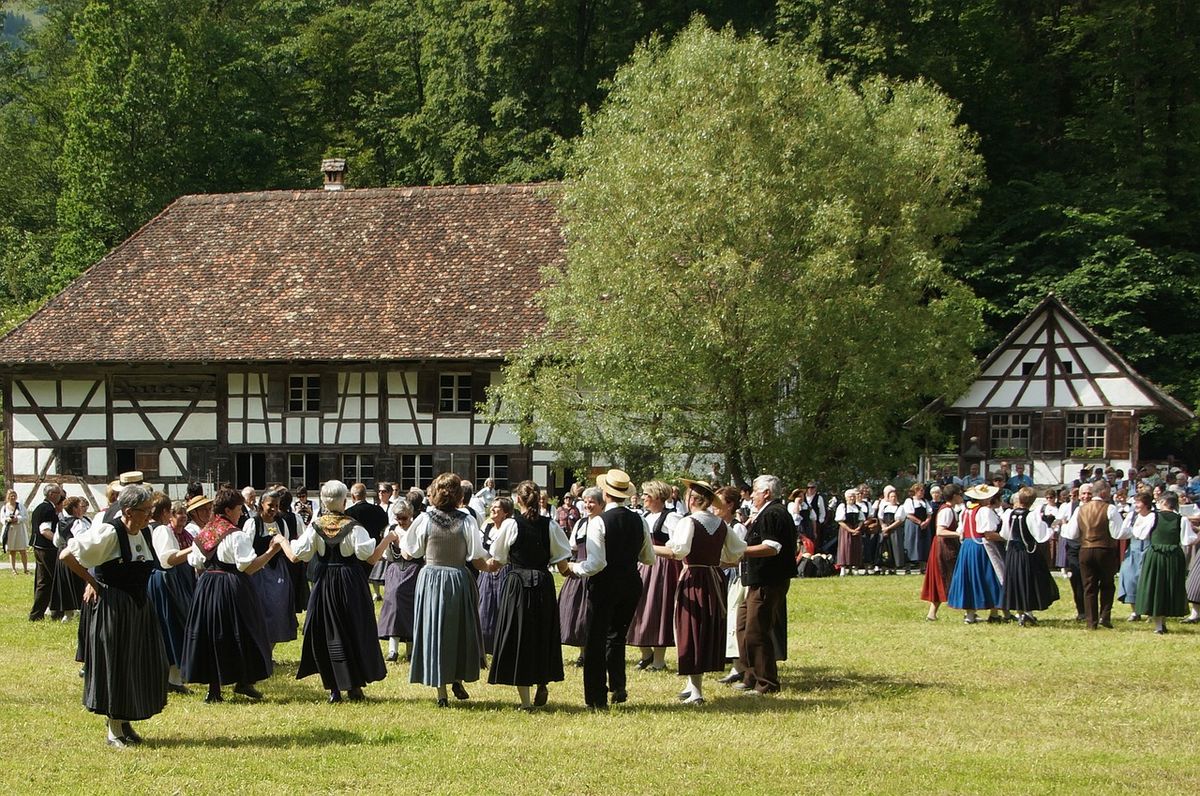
[1027,511,1052,544]
[66,522,120,569]
[1000,511,1015,542]
[548,522,572,564]
[1108,506,1125,539]
[461,515,487,562]
[835,504,847,522]
[291,523,318,562]
[400,512,430,558]
[665,516,697,559]
[722,524,748,562]
[976,508,1000,534]
[350,524,376,560]
[1061,510,1080,540]
[151,524,181,568]
[231,530,258,571]
[638,515,655,565]
[570,516,608,577]
[1182,518,1199,546]
[486,518,520,565]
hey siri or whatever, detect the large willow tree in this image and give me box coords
[494,20,986,485]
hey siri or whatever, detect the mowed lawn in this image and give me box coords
[0,570,1196,795]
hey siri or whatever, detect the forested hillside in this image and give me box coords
[1,1,1196,455]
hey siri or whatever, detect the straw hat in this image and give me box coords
[595,468,637,500]
[681,478,717,501]
[185,494,213,514]
[118,471,145,486]
[964,484,1000,502]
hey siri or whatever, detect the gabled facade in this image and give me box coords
[0,182,568,509]
[942,294,1194,483]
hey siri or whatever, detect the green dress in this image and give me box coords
[1134,511,1188,617]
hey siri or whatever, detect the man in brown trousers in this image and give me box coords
[1063,479,1126,629]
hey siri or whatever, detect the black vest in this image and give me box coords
[742,501,798,587]
[592,505,643,585]
[509,514,551,570]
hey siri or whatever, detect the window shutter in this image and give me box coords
[416,370,437,414]
[320,373,339,413]
[1106,413,1131,459]
[266,375,285,413]
[433,450,452,477]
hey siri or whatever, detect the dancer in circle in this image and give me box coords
[1000,487,1058,626]
[627,480,681,671]
[1134,492,1195,634]
[947,484,1005,624]
[377,500,418,663]
[921,483,962,621]
[147,496,197,693]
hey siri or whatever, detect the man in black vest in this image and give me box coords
[567,469,654,709]
[345,482,389,582]
[28,483,66,621]
[734,474,797,694]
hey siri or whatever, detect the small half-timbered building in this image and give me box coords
[0,179,566,509]
[940,293,1194,483]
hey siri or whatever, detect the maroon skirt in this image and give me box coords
[920,535,960,603]
[627,556,682,647]
[674,565,727,675]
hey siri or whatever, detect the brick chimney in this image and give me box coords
[321,158,346,191]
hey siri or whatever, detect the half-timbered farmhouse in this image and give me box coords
[938,293,1194,484]
[0,174,565,509]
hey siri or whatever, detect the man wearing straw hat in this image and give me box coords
[568,468,654,709]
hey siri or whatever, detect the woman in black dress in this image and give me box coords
[1000,486,1059,626]
[285,480,395,702]
[485,480,572,710]
[59,484,167,748]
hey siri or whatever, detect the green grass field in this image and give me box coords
[0,570,1195,795]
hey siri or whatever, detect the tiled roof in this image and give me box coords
[0,183,562,365]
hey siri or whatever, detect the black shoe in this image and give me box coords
[451,682,470,700]
[233,683,263,700]
[1024,614,1039,626]
[635,655,653,670]
[986,616,1003,624]
[1099,619,1113,629]
[533,685,548,707]
[1154,627,1168,635]
[348,688,364,702]
[718,671,741,685]
[121,723,143,745]
[204,691,224,704]
[611,690,628,704]
[328,691,342,703]
[436,697,449,708]
[166,683,190,695]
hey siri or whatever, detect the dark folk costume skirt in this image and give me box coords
[1135,545,1188,617]
[290,559,310,615]
[82,586,168,721]
[181,570,273,686]
[477,565,509,654]
[298,563,387,690]
[1002,542,1059,612]
[920,535,959,603]
[147,564,197,667]
[377,558,423,641]
[1187,548,1200,604]
[557,574,589,647]
[488,568,564,686]
[410,564,482,687]
[675,565,727,675]
[627,557,682,647]
[836,529,862,569]
[250,556,297,644]
[53,557,86,613]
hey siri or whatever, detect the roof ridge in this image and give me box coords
[173,181,562,206]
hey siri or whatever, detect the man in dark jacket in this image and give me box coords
[734,474,797,694]
[28,483,65,621]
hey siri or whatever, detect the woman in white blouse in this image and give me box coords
[286,480,394,703]
[484,480,573,710]
[145,495,196,693]
[714,486,749,686]
[668,480,747,705]
[58,484,167,748]
[181,488,284,703]
[1117,491,1155,621]
[402,472,489,707]
[2,489,29,574]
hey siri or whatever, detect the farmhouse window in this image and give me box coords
[475,454,510,491]
[288,374,321,412]
[342,454,375,488]
[400,454,433,491]
[289,453,320,490]
[1066,412,1106,452]
[56,446,86,476]
[116,447,159,478]
[236,452,266,489]
[990,413,1030,453]
[439,373,474,414]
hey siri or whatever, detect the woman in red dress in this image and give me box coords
[921,483,962,621]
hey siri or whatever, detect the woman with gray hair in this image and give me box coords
[288,480,395,702]
[557,486,601,666]
[58,484,168,748]
[627,479,682,671]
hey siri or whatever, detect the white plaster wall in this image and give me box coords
[12,448,35,474]
[160,448,186,478]
[228,373,245,394]
[174,412,217,441]
[62,380,101,407]
[23,380,58,407]
[389,423,422,446]
[389,397,412,420]
[482,422,520,446]
[438,418,471,445]
[87,447,107,476]
[63,413,106,441]
[112,414,156,441]
[11,414,51,442]
[229,425,243,445]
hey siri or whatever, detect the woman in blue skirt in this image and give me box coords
[948,484,1005,624]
